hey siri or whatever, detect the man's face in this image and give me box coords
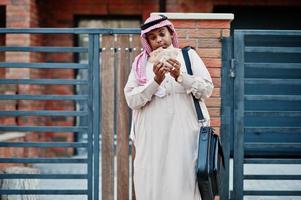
[146,26,173,51]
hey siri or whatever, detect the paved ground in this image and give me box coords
[2,157,298,200]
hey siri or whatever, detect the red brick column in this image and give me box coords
[4,0,74,157]
[152,13,233,136]
[4,0,42,158]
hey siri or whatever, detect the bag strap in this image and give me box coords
[218,138,225,168]
[181,47,205,122]
[182,47,225,168]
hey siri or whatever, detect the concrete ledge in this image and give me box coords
[0,132,26,141]
[151,12,234,20]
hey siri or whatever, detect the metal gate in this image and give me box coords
[0,28,101,200]
[0,28,140,200]
[222,30,301,199]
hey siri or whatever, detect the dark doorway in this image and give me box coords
[0,6,5,28]
[214,6,301,35]
[0,6,5,63]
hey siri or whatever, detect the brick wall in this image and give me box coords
[2,0,75,159]
[2,0,46,160]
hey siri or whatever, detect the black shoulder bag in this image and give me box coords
[182,47,225,200]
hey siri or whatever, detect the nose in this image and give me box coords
[156,37,162,43]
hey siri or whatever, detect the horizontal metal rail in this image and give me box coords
[0,110,88,116]
[244,142,301,149]
[0,142,88,148]
[0,126,88,132]
[0,174,87,179]
[0,28,140,34]
[245,79,301,85]
[235,30,301,36]
[0,79,88,85]
[0,46,88,53]
[244,158,301,164]
[245,62,301,69]
[0,62,88,69]
[0,94,88,100]
[244,174,301,180]
[245,47,301,53]
[245,95,301,101]
[245,111,301,117]
[0,158,88,163]
[244,190,301,196]
[245,127,301,134]
[0,189,88,195]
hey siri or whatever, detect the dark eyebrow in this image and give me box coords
[146,32,155,38]
[146,28,165,37]
[158,28,166,32]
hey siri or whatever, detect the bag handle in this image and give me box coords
[181,47,205,122]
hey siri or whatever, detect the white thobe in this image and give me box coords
[124,48,214,200]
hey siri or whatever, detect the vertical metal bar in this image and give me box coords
[229,40,235,200]
[88,34,94,200]
[92,34,100,200]
[221,37,233,200]
[233,31,245,200]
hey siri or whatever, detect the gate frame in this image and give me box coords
[225,29,301,200]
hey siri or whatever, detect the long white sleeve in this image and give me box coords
[180,49,214,99]
[124,68,159,110]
